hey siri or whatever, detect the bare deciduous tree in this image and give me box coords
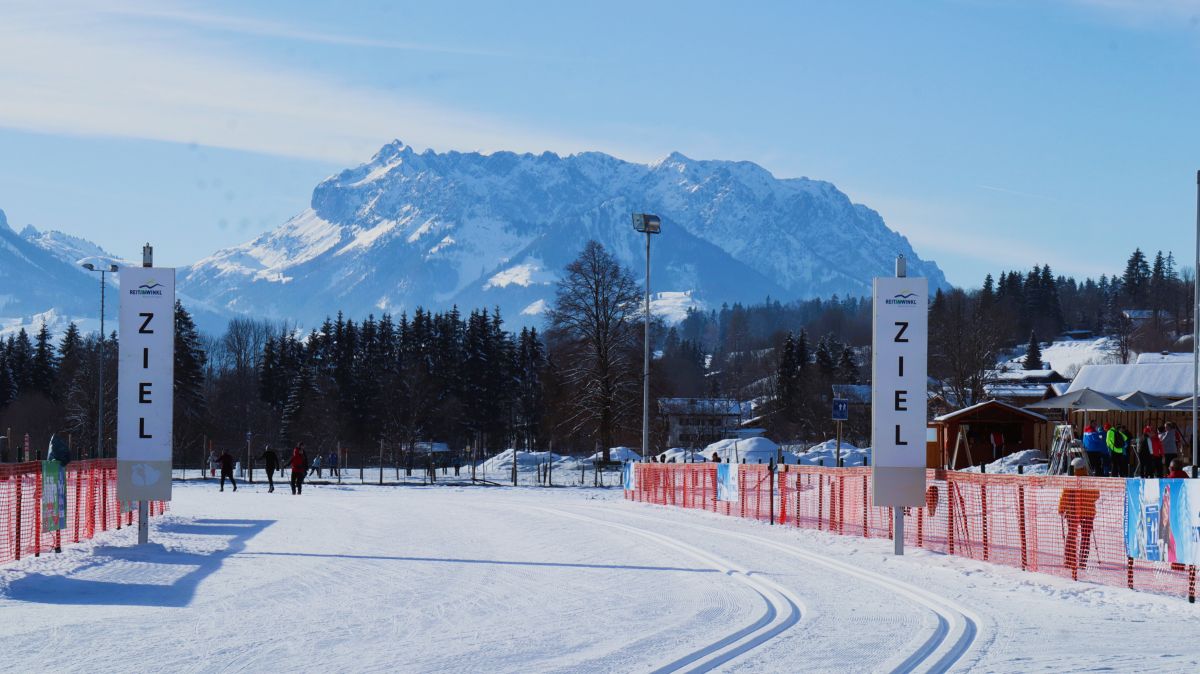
[547,240,642,461]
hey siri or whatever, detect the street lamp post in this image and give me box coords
[632,213,661,464]
[81,261,119,459]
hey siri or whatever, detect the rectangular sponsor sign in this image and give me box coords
[41,461,66,532]
[117,266,175,501]
[1126,478,1200,565]
[717,463,739,502]
[871,276,928,507]
[622,460,638,491]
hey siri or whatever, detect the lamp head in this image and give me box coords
[632,213,661,234]
[82,262,95,271]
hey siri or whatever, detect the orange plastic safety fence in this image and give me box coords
[0,459,169,565]
[626,464,1197,601]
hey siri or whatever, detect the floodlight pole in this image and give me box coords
[1193,171,1198,478]
[633,213,660,465]
[98,270,107,460]
[894,254,906,556]
[643,228,652,465]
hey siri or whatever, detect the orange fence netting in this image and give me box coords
[627,464,1198,602]
[1,459,169,565]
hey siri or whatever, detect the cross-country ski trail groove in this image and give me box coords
[516,504,806,673]
[568,502,984,674]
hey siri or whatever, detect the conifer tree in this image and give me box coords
[30,321,58,398]
[1023,331,1043,371]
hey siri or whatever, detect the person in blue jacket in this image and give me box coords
[1081,424,1107,477]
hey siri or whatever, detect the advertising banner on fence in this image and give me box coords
[41,461,66,532]
[622,461,637,491]
[871,276,928,507]
[717,463,739,502]
[1126,478,1200,565]
[117,266,175,502]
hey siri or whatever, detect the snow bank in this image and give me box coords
[586,447,642,463]
[705,437,782,464]
[794,441,870,467]
[479,449,567,474]
[656,448,708,463]
[961,449,1048,475]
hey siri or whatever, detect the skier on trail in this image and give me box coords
[219,449,237,492]
[290,443,308,495]
[259,446,280,493]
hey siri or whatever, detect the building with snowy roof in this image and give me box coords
[657,398,748,449]
[1066,362,1193,400]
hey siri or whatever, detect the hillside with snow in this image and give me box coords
[179,141,948,329]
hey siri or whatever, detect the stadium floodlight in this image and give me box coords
[632,212,661,234]
[632,213,662,466]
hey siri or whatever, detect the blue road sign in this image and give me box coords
[832,398,849,421]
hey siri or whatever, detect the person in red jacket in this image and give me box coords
[290,443,309,495]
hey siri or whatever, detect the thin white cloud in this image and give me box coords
[0,2,616,165]
[101,3,498,56]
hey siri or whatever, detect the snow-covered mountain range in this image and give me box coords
[2,142,946,335]
[178,141,945,330]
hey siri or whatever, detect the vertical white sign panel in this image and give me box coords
[118,267,175,501]
[871,277,928,507]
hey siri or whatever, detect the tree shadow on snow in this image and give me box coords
[5,518,273,608]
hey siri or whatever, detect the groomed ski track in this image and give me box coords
[3,483,1199,673]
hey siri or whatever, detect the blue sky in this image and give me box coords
[1,0,1198,286]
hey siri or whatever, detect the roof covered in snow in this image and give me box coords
[1067,363,1194,399]
[657,397,747,416]
[831,384,871,404]
[1135,352,1193,365]
[933,399,1048,423]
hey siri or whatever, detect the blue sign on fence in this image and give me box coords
[832,398,849,421]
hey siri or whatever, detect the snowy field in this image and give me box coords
[2,481,1199,673]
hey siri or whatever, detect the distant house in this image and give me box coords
[1122,309,1170,327]
[657,398,747,448]
[830,384,871,416]
[1067,362,1192,400]
[1062,329,1094,340]
[983,368,1067,407]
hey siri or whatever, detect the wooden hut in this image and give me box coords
[932,400,1048,469]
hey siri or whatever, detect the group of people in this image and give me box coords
[206,443,340,494]
[1080,421,1188,478]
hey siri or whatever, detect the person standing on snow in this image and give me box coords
[1139,425,1163,478]
[1160,422,1183,478]
[1107,423,1130,478]
[208,448,219,478]
[259,446,280,493]
[327,449,339,478]
[290,443,308,495]
[219,449,237,492]
[1058,457,1100,578]
[1081,425,1107,477]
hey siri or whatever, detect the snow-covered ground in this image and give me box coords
[1000,337,1115,377]
[2,481,1197,672]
